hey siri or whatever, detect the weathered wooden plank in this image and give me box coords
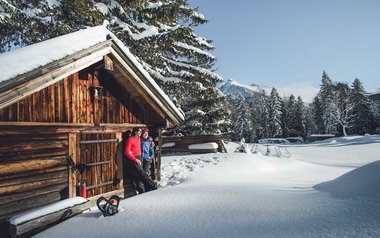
[18,98,25,122]
[93,72,101,125]
[68,133,78,197]
[58,80,64,122]
[9,103,14,121]
[48,83,55,122]
[0,192,63,221]
[93,133,100,196]
[41,88,47,122]
[0,133,68,143]
[0,156,67,176]
[87,73,94,124]
[73,73,79,123]
[0,148,67,162]
[0,173,67,195]
[0,183,66,207]
[0,108,5,121]
[63,77,70,122]
[27,93,32,122]
[53,82,59,122]
[8,201,92,238]
[0,166,66,183]
[75,133,81,195]
[0,140,68,154]
[0,123,145,137]
[0,170,67,188]
[79,73,86,123]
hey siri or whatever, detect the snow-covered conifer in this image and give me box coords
[281,94,296,137]
[250,90,269,140]
[293,96,306,137]
[267,87,283,137]
[311,95,324,134]
[350,78,375,134]
[233,95,251,141]
[319,71,336,134]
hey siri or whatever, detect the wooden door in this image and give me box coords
[77,133,118,197]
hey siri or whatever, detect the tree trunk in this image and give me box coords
[342,125,347,136]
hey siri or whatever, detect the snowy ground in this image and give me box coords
[35,135,380,238]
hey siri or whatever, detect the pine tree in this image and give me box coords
[311,95,324,134]
[0,0,230,135]
[281,94,297,137]
[250,90,269,140]
[371,100,380,132]
[293,96,306,137]
[0,0,102,51]
[233,95,251,141]
[267,88,282,137]
[319,71,336,134]
[303,104,314,137]
[350,78,375,134]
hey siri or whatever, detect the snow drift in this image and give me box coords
[35,136,380,238]
[314,160,380,199]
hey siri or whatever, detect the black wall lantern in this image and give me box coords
[90,85,103,102]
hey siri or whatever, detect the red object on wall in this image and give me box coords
[81,183,87,198]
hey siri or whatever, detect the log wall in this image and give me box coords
[0,65,148,125]
[0,132,69,220]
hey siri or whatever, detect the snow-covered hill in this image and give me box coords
[219,78,319,103]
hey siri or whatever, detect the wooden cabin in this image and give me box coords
[0,26,184,224]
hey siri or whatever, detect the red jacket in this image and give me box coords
[124,136,141,161]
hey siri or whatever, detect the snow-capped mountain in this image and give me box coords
[219,79,319,103]
[219,79,263,98]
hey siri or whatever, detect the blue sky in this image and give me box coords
[189,0,380,92]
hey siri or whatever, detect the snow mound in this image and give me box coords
[9,197,88,225]
[314,160,380,199]
[162,142,175,148]
[188,142,218,150]
[312,135,380,146]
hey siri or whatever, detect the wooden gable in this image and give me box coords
[0,60,166,127]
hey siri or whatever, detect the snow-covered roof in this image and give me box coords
[0,26,109,84]
[0,25,184,124]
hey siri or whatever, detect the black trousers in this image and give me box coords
[125,156,156,193]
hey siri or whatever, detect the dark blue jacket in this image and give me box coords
[141,137,155,162]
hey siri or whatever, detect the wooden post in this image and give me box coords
[115,133,123,190]
[68,134,78,197]
[157,128,162,181]
[104,55,114,71]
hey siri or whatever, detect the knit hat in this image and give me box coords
[142,128,149,135]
